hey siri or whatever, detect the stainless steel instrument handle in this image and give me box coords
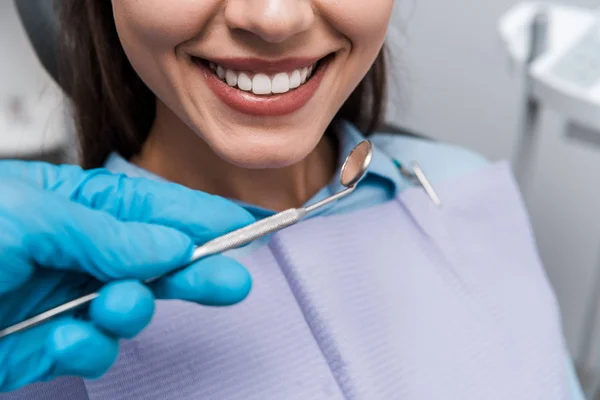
[0,208,306,339]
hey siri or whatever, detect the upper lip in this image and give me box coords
[193,54,330,74]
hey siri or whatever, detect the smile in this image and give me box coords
[192,54,333,117]
[208,61,316,95]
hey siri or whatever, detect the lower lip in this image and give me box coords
[194,57,330,117]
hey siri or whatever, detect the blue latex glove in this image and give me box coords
[0,161,255,393]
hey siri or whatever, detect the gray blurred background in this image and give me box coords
[0,1,68,163]
[3,0,600,395]
[387,0,600,384]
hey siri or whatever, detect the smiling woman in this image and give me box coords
[58,1,389,172]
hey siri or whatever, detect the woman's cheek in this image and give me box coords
[112,0,220,47]
[316,0,393,46]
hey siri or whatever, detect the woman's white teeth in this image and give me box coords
[225,69,237,86]
[272,73,290,94]
[209,63,316,95]
[252,74,271,95]
[237,72,252,91]
[300,68,308,83]
[216,65,226,80]
[289,70,301,89]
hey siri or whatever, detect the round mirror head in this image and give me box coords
[340,140,373,188]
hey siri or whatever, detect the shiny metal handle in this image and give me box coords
[0,208,306,339]
[0,293,99,339]
[191,208,306,260]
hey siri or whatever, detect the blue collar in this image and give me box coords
[104,120,404,218]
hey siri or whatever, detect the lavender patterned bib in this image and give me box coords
[7,162,570,399]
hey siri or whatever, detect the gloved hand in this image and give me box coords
[0,160,255,393]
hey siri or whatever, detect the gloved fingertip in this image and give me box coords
[146,189,257,244]
[47,321,118,379]
[90,281,155,339]
[153,256,252,306]
[125,224,196,280]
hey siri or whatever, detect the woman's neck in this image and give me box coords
[132,105,338,211]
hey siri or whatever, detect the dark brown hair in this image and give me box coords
[57,1,387,169]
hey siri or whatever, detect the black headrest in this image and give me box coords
[14,0,61,87]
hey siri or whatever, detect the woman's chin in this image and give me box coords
[212,142,314,170]
[200,129,323,170]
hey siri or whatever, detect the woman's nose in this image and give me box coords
[224,0,314,44]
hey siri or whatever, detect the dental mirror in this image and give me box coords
[0,140,373,339]
[340,140,372,188]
